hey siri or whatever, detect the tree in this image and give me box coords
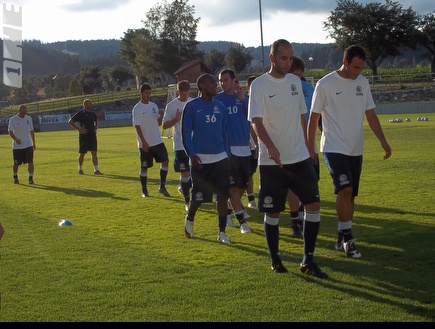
[68,75,82,96]
[0,83,12,101]
[99,66,135,92]
[145,0,203,66]
[100,68,115,92]
[323,0,419,76]
[61,56,81,75]
[416,11,435,76]
[225,43,253,74]
[78,66,103,94]
[132,30,163,83]
[44,74,73,98]
[300,46,342,70]
[11,76,41,104]
[120,0,203,84]
[109,65,135,86]
[119,29,138,68]
[119,28,143,76]
[205,48,226,75]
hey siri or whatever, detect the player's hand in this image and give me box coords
[254,145,259,159]
[267,146,282,167]
[308,149,318,164]
[236,87,244,100]
[191,155,202,170]
[382,141,392,160]
[175,109,182,121]
[141,144,150,152]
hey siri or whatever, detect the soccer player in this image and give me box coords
[215,69,251,234]
[286,56,317,239]
[8,105,36,184]
[307,45,391,258]
[132,83,171,198]
[68,99,103,175]
[182,73,232,244]
[162,80,194,210]
[249,39,327,277]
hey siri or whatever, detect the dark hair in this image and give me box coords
[177,80,190,91]
[344,45,366,63]
[270,39,292,57]
[247,76,257,89]
[219,68,236,80]
[196,73,215,92]
[289,56,305,73]
[140,83,152,92]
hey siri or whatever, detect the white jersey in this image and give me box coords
[248,72,308,165]
[8,114,34,149]
[162,97,193,151]
[311,71,375,156]
[132,101,163,147]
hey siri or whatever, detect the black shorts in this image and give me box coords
[191,158,231,203]
[323,152,362,196]
[79,133,97,154]
[174,150,190,173]
[229,154,250,189]
[13,146,34,165]
[139,142,169,169]
[257,158,320,213]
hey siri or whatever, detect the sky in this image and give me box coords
[2,0,434,47]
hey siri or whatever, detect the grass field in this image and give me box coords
[0,113,434,322]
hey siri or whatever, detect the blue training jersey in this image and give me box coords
[214,92,250,148]
[301,80,314,123]
[181,97,230,158]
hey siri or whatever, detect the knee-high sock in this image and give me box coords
[180,177,191,201]
[264,215,280,264]
[160,166,168,188]
[140,173,147,189]
[302,211,320,264]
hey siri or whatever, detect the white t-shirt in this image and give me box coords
[132,101,163,147]
[8,114,34,149]
[162,97,193,151]
[248,72,308,165]
[310,71,376,156]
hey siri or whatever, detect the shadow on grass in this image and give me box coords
[23,183,129,200]
[222,198,435,320]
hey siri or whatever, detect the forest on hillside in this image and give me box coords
[1,39,431,78]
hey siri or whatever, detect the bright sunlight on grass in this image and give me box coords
[0,113,434,322]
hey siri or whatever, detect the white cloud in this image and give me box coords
[60,0,133,12]
[2,0,432,46]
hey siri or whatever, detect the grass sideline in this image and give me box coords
[0,114,434,322]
